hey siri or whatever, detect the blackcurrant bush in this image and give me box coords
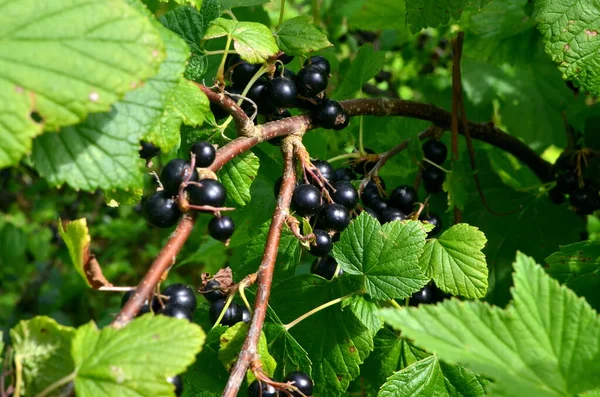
[422,140,448,164]
[190,141,216,168]
[420,213,442,235]
[159,302,193,322]
[241,307,251,323]
[187,179,227,208]
[296,64,329,97]
[304,55,331,75]
[161,159,198,196]
[229,56,261,87]
[309,229,333,257]
[311,256,343,280]
[556,170,578,195]
[378,208,406,224]
[422,165,446,193]
[248,380,278,397]
[332,181,358,209]
[309,159,335,185]
[209,299,242,326]
[200,279,227,302]
[362,193,387,214]
[265,76,298,108]
[353,148,376,175]
[389,185,418,213]
[167,375,184,397]
[335,167,356,182]
[292,184,323,217]
[139,141,160,160]
[278,52,295,64]
[208,216,235,241]
[283,371,313,397]
[144,191,181,228]
[317,203,351,231]
[549,187,566,205]
[163,284,197,313]
[312,99,349,130]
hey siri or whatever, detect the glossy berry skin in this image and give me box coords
[144,191,181,228]
[139,141,160,160]
[200,279,226,302]
[422,165,446,193]
[247,380,278,397]
[549,187,566,205]
[190,141,216,168]
[389,185,418,213]
[311,256,343,280]
[229,56,261,86]
[292,184,323,217]
[556,171,578,195]
[210,101,229,120]
[208,216,235,241]
[305,55,331,75]
[167,375,183,397]
[284,371,313,397]
[332,181,358,209]
[187,179,227,207]
[335,167,356,182]
[247,78,270,114]
[309,159,335,185]
[409,283,447,306]
[241,307,251,323]
[318,203,351,231]
[378,208,406,224]
[278,53,295,64]
[296,65,328,97]
[159,303,193,322]
[422,140,448,164]
[161,159,198,196]
[569,187,600,214]
[420,213,442,236]
[309,229,333,257]
[363,207,379,219]
[265,76,298,108]
[209,299,242,326]
[312,99,349,130]
[163,284,197,313]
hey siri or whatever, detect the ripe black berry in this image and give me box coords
[409,282,448,306]
[265,76,298,108]
[241,307,251,323]
[211,101,229,120]
[389,185,418,213]
[335,167,356,182]
[309,159,335,185]
[363,207,379,218]
[247,77,270,114]
[159,303,193,322]
[209,299,242,326]
[248,380,278,397]
[304,55,331,75]
[556,170,578,195]
[569,187,600,214]
[144,191,181,228]
[190,141,216,168]
[120,291,157,316]
[549,187,566,205]
[378,208,406,224]
[229,56,261,86]
[312,99,349,130]
[422,140,448,164]
[353,148,376,175]
[309,229,333,256]
[187,179,227,208]
[296,64,328,97]
[208,216,235,241]
[167,375,184,397]
[200,279,227,302]
[284,371,313,397]
[278,52,295,64]
[139,141,160,160]
[292,184,323,217]
[317,203,351,231]
[311,256,343,280]
[420,213,442,235]
[332,181,358,209]
[161,159,198,196]
[163,284,197,313]
[422,165,446,193]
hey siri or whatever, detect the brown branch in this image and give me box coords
[221,137,298,397]
[196,83,254,136]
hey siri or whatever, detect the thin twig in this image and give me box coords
[196,83,254,136]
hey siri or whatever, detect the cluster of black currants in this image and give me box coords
[549,158,600,215]
[248,371,313,397]
[200,279,251,326]
[141,141,236,242]
[213,53,349,131]
[408,281,449,306]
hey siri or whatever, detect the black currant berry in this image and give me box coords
[163,284,197,313]
[190,141,216,168]
[309,229,333,257]
[167,375,184,397]
[569,187,600,214]
[241,307,251,323]
[296,64,328,97]
[292,184,323,217]
[420,213,442,236]
[284,371,313,397]
[332,181,358,209]
[159,302,193,322]
[187,179,227,208]
[247,380,278,397]
[200,279,227,302]
[549,187,566,205]
[144,191,181,228]
[229,56,261,87]
[389,185,418,213]
[209,299,242,326]
[409,282,448,306]
[335,167,356,182]
[208,216,235,241]
[556,170,578,195]
[363,207,379,219]
[422,165,446,193]
[353,148,376,175]
[120,291,157,316]
[311,256,343,280]
[304,55,331,75]
[312,99,349,130]
[317,203,351,231]
[211,101,229,120]
[265,76,298,108]
[422,140,448,165]
[378,208,406,224]
[247,77,270,114]
[309,159,335,185]
[161,159,199,196]
[139,141,160,160]
[278,52,295,64]
[280,68,296,81]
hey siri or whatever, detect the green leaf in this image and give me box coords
[31,20,189,191]
[545,241,600,311]
[217,151,260,207]
[58,218,92,287]
[418,223,488,299]
[204,18,278,63]
[534,0,600,95]
[0,0,166,169]
[346,0,409,31]
[220,0,270,9]
[159,6,204,53]
[72,314,205,397]
[406,0,491,33]
[11,316,76,396]
[264,323,312,378]
[184,326,230,396]
[342,295,383,334]
[276,16,332,56]
[381,252,600,396]
[159,0,203,8]
[105,188,145,207]
[173,80,210,126]
[336,44,386,99]
[443,160,473,211]
[332,213,429,300]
